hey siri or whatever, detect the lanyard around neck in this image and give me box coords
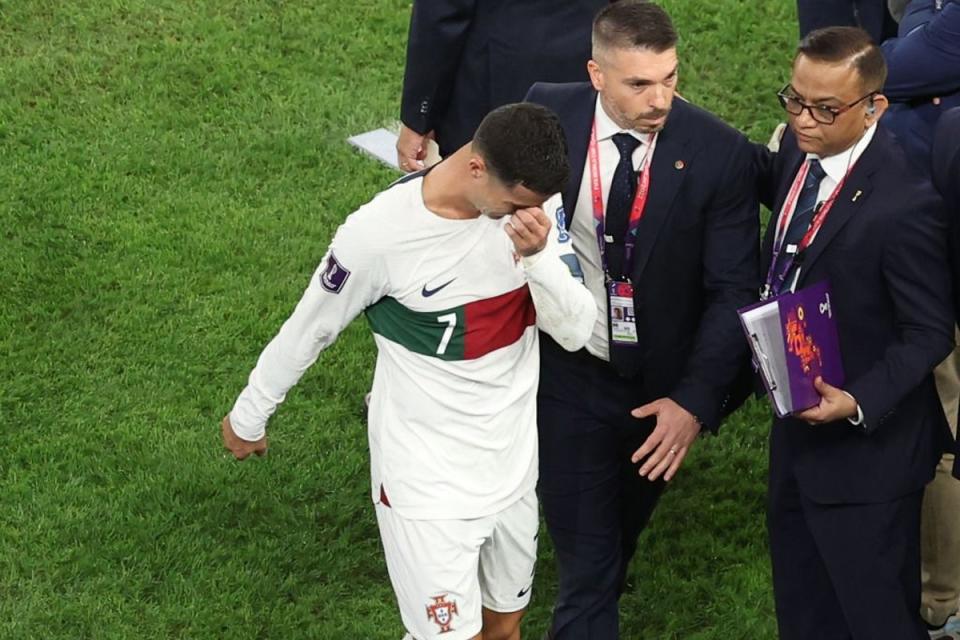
[763,158,855,298]
[588,121,657,279]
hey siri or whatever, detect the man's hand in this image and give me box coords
[505,207,551,257]
[795,376,858,424]
[221,414,268,460]
[396,124,434,173]
[630,398,702,482]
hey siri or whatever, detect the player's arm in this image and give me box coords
[223,208,389,458]
[506,196,596,352]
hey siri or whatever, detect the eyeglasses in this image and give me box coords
[776,85,876,125]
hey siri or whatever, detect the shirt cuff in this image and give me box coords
[842,391,865,427]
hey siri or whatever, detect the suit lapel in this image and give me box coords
[630,101,691,282]
[794,134,884,285]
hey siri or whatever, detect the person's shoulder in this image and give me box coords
[670,98,748,145]
[338,175,420,244]
[867,127,941,212]
[525,81,594,108]
[872,126,928,180]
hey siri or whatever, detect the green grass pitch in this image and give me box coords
[1,1,797,637]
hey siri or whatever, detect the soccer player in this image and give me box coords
[221,102,595,640]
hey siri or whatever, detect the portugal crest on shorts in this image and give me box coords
[425,594,459,633]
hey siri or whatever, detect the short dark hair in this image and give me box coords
[592,0,677,55]
[472,103,569,196]
[796,27,887,92]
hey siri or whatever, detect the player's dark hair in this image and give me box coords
[593,0,677,55]
[796,27,887,92]
[472,103,569,196]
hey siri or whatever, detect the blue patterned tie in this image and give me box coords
[605,133,642,279]
[773,159,827,290]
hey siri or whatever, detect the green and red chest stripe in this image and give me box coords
[365,285,536,361]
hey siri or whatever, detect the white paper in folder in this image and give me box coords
[740,299,791,415]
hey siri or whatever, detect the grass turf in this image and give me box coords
[1,1,797,637]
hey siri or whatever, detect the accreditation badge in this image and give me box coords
[607,280,638,345]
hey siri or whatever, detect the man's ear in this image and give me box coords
[866,93,888,126]
[587,58,604,93]
[467,153,487,180]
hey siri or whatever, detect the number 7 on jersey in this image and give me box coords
[436,313,457,355]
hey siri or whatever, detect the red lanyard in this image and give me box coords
[588,121,656,279]
[764,158,853,297]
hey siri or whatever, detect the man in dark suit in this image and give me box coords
[396,0,607,171]
[525,2,760,637]
[925,106,960,636]
[755,27,955,639]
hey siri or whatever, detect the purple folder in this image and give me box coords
[738,280,845,416]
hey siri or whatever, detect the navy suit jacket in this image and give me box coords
[932,107,960,478]
[400,0,605,156]
[525,82,760,431]
[882,0,960,168]
[756,127,954,503]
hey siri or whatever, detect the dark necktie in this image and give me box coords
[607,133,643,378]
[605,133,642,280]
[773,158,827,291]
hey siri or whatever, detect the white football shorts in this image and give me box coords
[375,486,538,640]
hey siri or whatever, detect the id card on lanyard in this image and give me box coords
[588,121,656,345]
[761,159,852,300]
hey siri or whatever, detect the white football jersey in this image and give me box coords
[230,174,593,519]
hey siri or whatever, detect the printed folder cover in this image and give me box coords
[777,280,845,413]
[737,280,845,416]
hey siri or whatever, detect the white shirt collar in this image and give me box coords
[594,96,650,146]
[806,123,877,184]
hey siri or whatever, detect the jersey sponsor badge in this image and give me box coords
[319,252,350,293]
[426,594,459,633]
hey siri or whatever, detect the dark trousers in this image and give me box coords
[768,455,927,640]
[538,338,665,640]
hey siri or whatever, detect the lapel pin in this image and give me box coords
[674,160,685,170]
[852,189,863,202]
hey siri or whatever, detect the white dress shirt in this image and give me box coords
[570,98,657,360]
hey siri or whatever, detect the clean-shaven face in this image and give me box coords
[588,46,679,133]
[786,54,882,157]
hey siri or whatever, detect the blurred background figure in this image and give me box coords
[924,107,960,640]
[796,0,899,41]
[396,0,608,172]
[881,0,960,168]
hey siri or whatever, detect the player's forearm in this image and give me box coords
[229,276,354,440]
[523,247,595,351]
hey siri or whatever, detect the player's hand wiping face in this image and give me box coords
[504,207,551,258]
